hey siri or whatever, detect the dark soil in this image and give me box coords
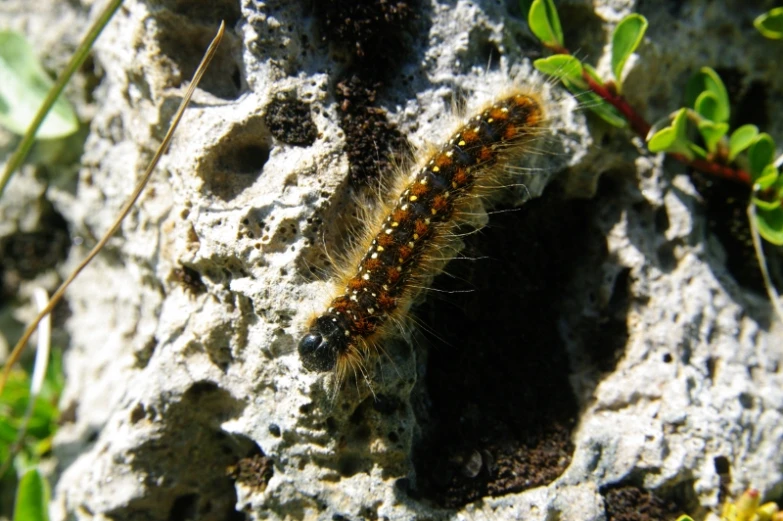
[313,0,420,71]
[602,484,685,521]
[312,0,427,186]
[334,75,409,185]
[229,452,274,494]
[264,98,318,147]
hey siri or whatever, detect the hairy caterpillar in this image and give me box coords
[299,85,548,385]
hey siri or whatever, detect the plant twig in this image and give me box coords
[0,0,123,196]
[578,68,754,186]
[0,21,226,397]
[580,69,650,137]
[671,154,751,185]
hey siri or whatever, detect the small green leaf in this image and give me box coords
[675,516,695,521]
[611,14,648,92]
[13,468,50,521]
[748,132,776,179]
[753,164,781,211]
[700,68,730,123]
[528,0,564,49]
[579,90,627,127]
[728,124,759,162]
[697,120,729,154]
[688,142,708,160]
[754,196,781,212]
[648,127,678,152]
[755,206,783,245]
[755,163,779,191]
[684,67,730,123]
[535,57,625,127]
[533,55,585,86]
[551,68,626,128]
[0,31,78,139]
[648,108,693,158]
[694,91,720,121]
[754,7,783,39]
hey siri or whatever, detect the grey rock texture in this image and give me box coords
[1,0,782,520]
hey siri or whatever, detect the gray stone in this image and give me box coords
[1,1,781,520]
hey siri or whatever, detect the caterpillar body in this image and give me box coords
[299,87,547,384]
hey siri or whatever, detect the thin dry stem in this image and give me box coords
[0,22,226,397]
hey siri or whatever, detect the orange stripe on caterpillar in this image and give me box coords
[299,91,546,380]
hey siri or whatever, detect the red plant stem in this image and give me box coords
[581,70,651,138]
[545,43,571,55]
[672,154,751,185]
[578,69,755,188]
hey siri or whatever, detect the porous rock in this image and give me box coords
[0,1,781,520]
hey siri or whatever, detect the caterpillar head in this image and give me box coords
[298,314,350,372]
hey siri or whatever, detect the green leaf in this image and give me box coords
[728,124,759,162]
[754,7,783,39]
[13,468,50,521]
[694,91,720,121]
[535,56,625,127]
[755,163,779,191]
[755,206,783,245]
[579,64,627,126]
[528,0,564,49]
[699,68,730,123]
[582,63,604,84]
[648,108,693,158]
[611,14,648,92]
[754,196,782,212]
[696,120,729,154]
[0,31,78,139]
[580,90,628,127]
[533,55,585,86]
[753,164,781,211]
[648,127,677,152]
[684,67,730,123]
[688,142,708,160]
[675,517,695,521]
[748,132,776,179]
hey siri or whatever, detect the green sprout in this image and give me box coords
[524,1,783,248]
[648,108,693,158]
[528,0,647,128]
[611,14,648,94]
[729,125,759,163]
[527,0,564,53]
[754,7,783,40]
